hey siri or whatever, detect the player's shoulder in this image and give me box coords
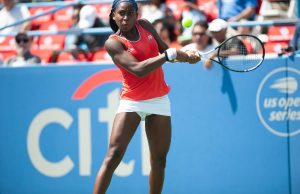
[104,36,124,54]
[137,19,155,32]
[137,18,152,26]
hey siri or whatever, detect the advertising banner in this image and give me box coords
[0,57,299,194]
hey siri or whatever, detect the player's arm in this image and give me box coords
[105,38,189,77]
[138,19,200,62]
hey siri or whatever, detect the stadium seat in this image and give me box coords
[0,50,17,63]
[264,41,288,54]
[0,37,15,52]
[242,39,255,54]
[56,51,78,64]
[267,25,295,42]
[39,20,72,31]
[53,6,74,22]
[258,0,296,19]
[30,36,40,50]
[92,49,112,62]
[93,4,111,25]
[30,49,53,64]
[29,6,54,26]
[39,35,65,50]
[166,0,184,20]
[197,0,218,21]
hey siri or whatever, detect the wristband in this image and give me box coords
[164,48,177,61]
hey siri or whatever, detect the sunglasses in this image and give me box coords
[16,38,29,44]
[192,32,207,36]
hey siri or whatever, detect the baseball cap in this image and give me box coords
[78,5,97,29]
[208,19,228,32]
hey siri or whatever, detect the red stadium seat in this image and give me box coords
[92,49,112,62]
[197,0,218,21]
[39,35,65,50]
[30,36,40,50]
[0,50,17,63]
[166,0,184,20]
[267,26,295,42]
[56,51,78,64]
[39,20,72,31]
[264,41,288,53]
[30,49,53,64]
[242,39,255,54]
[93,4,111,24]
[53,6,74,21]
[0,37,15,51]
[29,7,54,26]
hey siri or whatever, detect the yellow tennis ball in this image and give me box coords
[182,17,193,28]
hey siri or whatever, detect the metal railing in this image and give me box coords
[0,0,147,35]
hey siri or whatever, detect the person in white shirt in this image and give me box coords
[182,20,214,68]
[5,32,41,67]
[0,0,31,34]
[140,0,166,23]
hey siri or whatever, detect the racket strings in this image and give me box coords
[218,35,264,72]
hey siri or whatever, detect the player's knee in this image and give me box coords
[151,156,167,169]
[104,147,124,169]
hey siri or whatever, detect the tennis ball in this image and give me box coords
[182,17,193,28]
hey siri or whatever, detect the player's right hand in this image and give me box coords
[175,50,201,64]
[185,50,201,64]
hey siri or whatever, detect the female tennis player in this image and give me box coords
[93,0,200,194]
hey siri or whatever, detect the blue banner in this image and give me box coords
[0,57,299,194]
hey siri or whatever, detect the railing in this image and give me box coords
[0,0,147,35]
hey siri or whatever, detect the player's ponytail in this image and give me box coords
[109,11,119,33]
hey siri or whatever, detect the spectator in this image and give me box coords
[140,0,179,45]
[218,0,257,22]
[282,23,300,54]
[236,19,253,35]
[68,4,108,52]
[63,3,84,51]
[140,0,167,23]
[0,0,31,34]
[153,18,181,49]
[204,18,237,68]
[289,23,300,51]
[182,21,214,69]
[181,21,214,53]
[258,0,293,21]
[178,0,207,46]
[4,32,41,67]
[52,4,109,62]
[208,18,237,46]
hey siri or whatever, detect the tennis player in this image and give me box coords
[93,0,200,194]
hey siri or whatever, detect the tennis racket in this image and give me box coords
[200,34,265,72]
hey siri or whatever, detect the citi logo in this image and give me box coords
[256,67,300,137]
[27,69,151,178]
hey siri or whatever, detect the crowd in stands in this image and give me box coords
[0,0,298,67]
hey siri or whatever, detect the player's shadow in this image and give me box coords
[221,68,237,114]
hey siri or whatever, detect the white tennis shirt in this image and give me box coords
[0,5,31,34]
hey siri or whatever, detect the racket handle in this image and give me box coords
[198,51,207,60]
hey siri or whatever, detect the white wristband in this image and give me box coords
[165,48,177,61]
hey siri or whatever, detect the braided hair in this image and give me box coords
[109,0,138,33]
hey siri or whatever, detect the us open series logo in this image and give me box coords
[256,67,300,137]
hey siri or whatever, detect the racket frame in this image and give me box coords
[199,34,265,73]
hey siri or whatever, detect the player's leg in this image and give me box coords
[145,114,171,194]
[93,112,141,194]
